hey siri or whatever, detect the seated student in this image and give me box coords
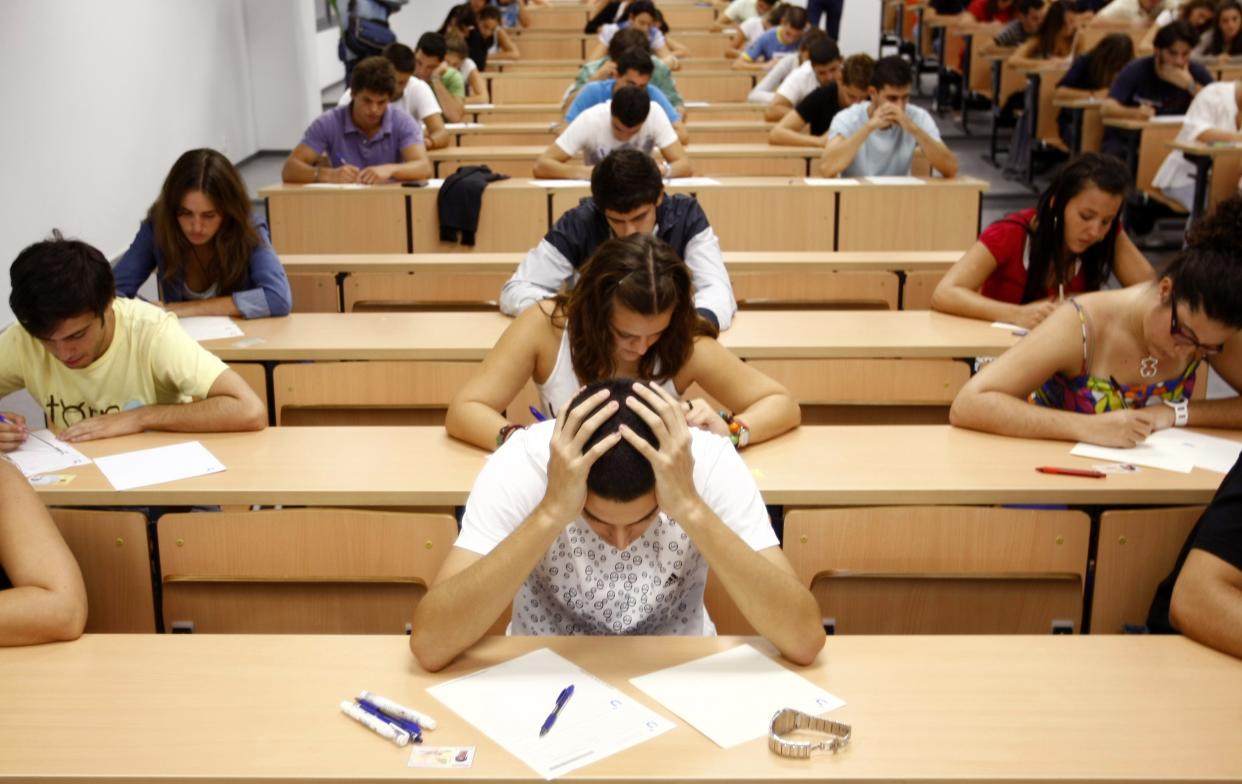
[415,377,822,671]
[1054,33,1135,148]
[0,236,266,449]
[752,30,839,118]
[0,459,87,647]
[1096,0,1177,23]
[967,0,1018,22]
[988,0,1047,51]
[505,149,733,326]
[498,0,546,29]
[949,196,1242,448]
[734,5,807,71]
[728,0,779,59]
[455,232,791,450]
[1142,0,1215,52]
[1146,451,1242,659]
[1195,0,1242,57]
[652,8,692,60]
[336,43,450,151]
[821,56,959,178]
[1154,80,1242,211]
[1008,0,1080,69]
[416,33,467,123]
[282,56,432,184]
[1101,21,1213,161]
[535,86,692,179]
[114,149,292,320]
[566,27,684,116]
[443,32,486,103]
[475,5,522,60]
[441,0,511,70]
[932,153,1154,327]
[565,49,683,128]
[770,53,871,147]
[590,1,678,67]
[712,0,761,30]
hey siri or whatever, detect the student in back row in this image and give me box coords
[565,26,684,117]
[821,56,959,178]
[749,29,836,118]
[734,4,807,71]
[565,48,685,132]
[770,54,872,148]
[282,56,432,185]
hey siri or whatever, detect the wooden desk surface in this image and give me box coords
[2,634,1238,783]
[279,250,965,275]
[1102,116,1184,131]
[198,311,1018,362]
[1168,140,1242,157]
[33,425,1235,507]
[447,119,773,134]
[427,143,824,161]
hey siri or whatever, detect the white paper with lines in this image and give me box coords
[177,317,243,342]
[1071,429,1242,474]
[630,643,845,748]
[426,648,673,779]
[94,441,225,490]
[4,430,91,477]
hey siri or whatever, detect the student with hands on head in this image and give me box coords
[0,235,266,451]
[282,56,432,185]
[932,153,1154,329]
[454,233,792,452]
[113,149,292,320]
[413,378,825,672]
[0,459,87,647]
[949,196,1242,449]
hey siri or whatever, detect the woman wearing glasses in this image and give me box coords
[950,196,1242,448]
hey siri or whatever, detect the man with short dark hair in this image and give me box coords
[0,236,266,451]
[410,378,824,672]
[991,0,1047,48]
[565,49,683,125]
[415,32,467,124]
[503,148,735,328]
[282,56,432,184]
[564,27,685,115]
[535,85,692,179]
[337,43,450,150]
[771,53,871,147]
[759,32,842,120]
[733,5,808,71]
[822,55,959,177]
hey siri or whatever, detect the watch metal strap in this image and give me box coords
[767,708,851,758]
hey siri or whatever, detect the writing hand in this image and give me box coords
[0,411,28,452]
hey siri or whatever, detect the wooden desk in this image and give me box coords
[3,634,1240,782]
[1165,140,1242,223]
[1015,64,1071,187]
[834,177,987,251]
[508,30,733,59]
[427,144,823,178]
[467,101,768,124]
[33,425,1236,508]
[259,183,409,255]
[484,70,755,103]
[1102,115,1186,206]
[448,119,773,147]
[1052,97,1104,155]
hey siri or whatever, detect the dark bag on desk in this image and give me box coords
[437,165,510,247]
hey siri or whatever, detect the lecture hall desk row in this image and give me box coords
[507,29,733,60]
[259,176,989,255]
[517,1,717,31]
[428,143,830,178]
[466,100,768,123]
[3,634,1239,783]
[447,118,773,147]
[279,249,963,313]
[484,68,757,103]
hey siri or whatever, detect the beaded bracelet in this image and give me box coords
[717,410,751,449]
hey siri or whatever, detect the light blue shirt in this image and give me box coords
[826,101,942,177]
[565,79,680,124]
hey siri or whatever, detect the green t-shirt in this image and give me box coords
[572,57,684,108]
[439,67,465,99]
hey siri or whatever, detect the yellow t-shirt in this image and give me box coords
[0,298,228,432]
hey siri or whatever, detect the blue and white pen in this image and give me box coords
[356,697,422,741]
[357,691,438,730]
[540,684,574,737]
[0,414,65,454]
[528,406,548,422]
[339,700,410,747]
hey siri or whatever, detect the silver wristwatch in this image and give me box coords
[767,708,851,758]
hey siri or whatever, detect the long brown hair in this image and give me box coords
[552,234,717,384]
[148,148,259,293]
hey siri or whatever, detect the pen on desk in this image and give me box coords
[340,700,411,746]
[528,405,548,422]
[1036,466,1107,478]
[0,414,65,454]
[357,691,438,730]
[540,684,574,737]
[355,697,422,741]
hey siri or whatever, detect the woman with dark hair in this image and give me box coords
[1053,33,1135,147]
[114,149,292,319]
[1197,0,1242,56]
[588,0,677,65]
[1009,0,1079,68]
[950,196,1242,448]
[932,153,1154,328]
[446,234,800,451]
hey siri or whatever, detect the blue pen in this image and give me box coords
[0,414,64,454]
[355,698,422,741]
[528,405,548,422]
[539,684,574,737]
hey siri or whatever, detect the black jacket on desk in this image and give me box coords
[437,165,509,246]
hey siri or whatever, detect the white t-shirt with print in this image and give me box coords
[338,78,441,121]
[554,101,679,166]
[454,421,779,636]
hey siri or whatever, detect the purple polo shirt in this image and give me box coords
[299,103,422,168]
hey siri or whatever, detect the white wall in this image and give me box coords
[318,0,462,90]
[838,2,882,58]
[245,1,321,150]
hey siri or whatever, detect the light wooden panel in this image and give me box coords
[902,269,949,310]
[523,5,587,30]
[691,184,834,251]
[408,184,548,252]
[1035,65,1071,148]
[688,154,807,177]
[661,5,715,27]
[287,272,341,313]
[227,363,268,413]
[1137,122,1185,205]
[265,190,407,254]
[505,33,584,60]
[49,509,155,633]
[1091,506,1202,634]
[488,74,574,104]
[272,360,481,426]
[745,357,971,405]
[967,25,1004,97]
[158,508,457,634]
[732,270,899,309]
[837,184,980,251]
[1209,153,1242,211]
[784,506,1090,634]
[343,271,510,310]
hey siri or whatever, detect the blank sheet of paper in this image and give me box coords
[629,643,845,749]
[426,648,673,779]
[177,317,243,342]
[864,176,925,185]
[667,177,722,187]
[94,441,226,491]
[1070,429,1197,473]
[1163,430,1242,473]
[804,177,859,186]
[530,179,592,188]
[4,431,91,478]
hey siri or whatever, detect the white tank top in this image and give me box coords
[536,329,680,416]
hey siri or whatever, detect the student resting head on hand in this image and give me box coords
[932,153,1154,329]
[448,233,798,452]
[949,196,1242,449]
[113,149,292,320]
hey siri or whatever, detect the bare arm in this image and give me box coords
[163,297,243,318]
[903,115,958,177]
[1054,85,1106,102]
[0,461,87,646]
[1170,549,1242,659]
[930,241,1058,327]
[659,141,694,178]
[1185,338,1242,429]
[586,40,608,60]
[58,368,267,444]
[533,143,592,179]
[281,143,359,183]
[1196,128,1242,144]
[1102,97,1155,121]
[431,73,466,122]
[496,29,521,58]
[357,144,433,184]
[465,69,488,102]
[1112,229,1156,286]
[680,337,801,445]
[422,113,451,150]
[769,109,823,147]
[1006,39,1043,71]
[820,122,874,177]
[764,94,796,122]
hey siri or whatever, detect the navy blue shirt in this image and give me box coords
[1103,56,1213,158]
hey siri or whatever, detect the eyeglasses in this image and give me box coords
[1170,290,1225,355]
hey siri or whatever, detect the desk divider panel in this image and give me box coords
[50,509,156,633]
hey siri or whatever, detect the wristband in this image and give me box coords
[497,423,524,447]
[1163,398,1189,427]
[717,410,751,449]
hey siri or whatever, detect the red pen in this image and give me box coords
[1036,466,1106,479]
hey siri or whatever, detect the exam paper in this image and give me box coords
[530,179,592,188]
[667,177,722,187]
[991,321,1029,336]
[682,101,711,108]
[1162,430,1242,473]
[178,317,243,342]
[94,441,226,491]
[426,648,673,779]
[864,176,925,185]
[3,431,91,478]
[630,643,845,749]
[1070,429,1198,474]
[804,177,859,186]
[303,183,369,189]
[444,122,483,129]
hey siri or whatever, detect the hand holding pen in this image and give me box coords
[330,152,360,183]
[0,412,28,452]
